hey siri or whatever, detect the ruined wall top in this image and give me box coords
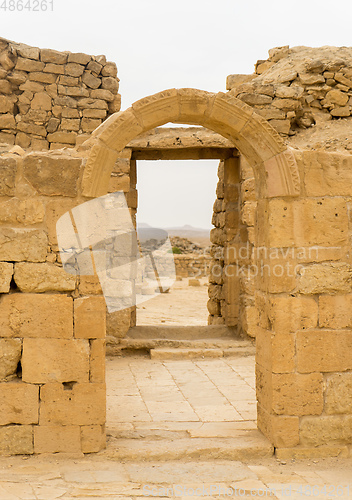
[0,37,121,150]
[227,46,352,149]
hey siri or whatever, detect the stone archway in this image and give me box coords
[80,88,300,200]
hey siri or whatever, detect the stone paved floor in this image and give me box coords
[106,355,257,431]
[0,355,351,499]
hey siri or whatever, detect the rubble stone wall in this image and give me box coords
[174,254,211,278]
[0,37,121,150]
[0,146,107,455]
[227,45,352,137]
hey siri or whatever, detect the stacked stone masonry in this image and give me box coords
[0,37,121,150]
[227,45,352,137]
[0,147,107,454]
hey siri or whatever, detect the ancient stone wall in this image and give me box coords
[0,145,106,454]
[0,37,120,150]
[227,45,352,137]
[174,254,211,278]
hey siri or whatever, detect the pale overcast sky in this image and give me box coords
[2,0,351,228]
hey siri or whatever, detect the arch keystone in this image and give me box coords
[176,88,216,125]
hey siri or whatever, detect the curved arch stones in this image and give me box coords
[81,88,301,199]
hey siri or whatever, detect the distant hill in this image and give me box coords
[137,223,211,247]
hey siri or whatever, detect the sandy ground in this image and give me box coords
[136,277,209,325]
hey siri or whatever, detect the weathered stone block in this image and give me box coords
[90,339,105,383]
[0,198,45,226]
[256,328,295,373]
[106,307,133,338]
[300,415,352,446]
[14,262,76,292]
[297,330,352,373]
[0,339,21,380]
[0,293,73,338]
[0,262,13,293]
[41,49,67,64]
[300,151,352,197]
[23,154,81,196]
[298,263,352,295]
[0,157,16,195]
[272,373,324,416]
[34,425,81,453]
[0,425,33,455]
[22,338,89,383]
[267,296,318,334]
[74,296,106,339]
[0,228,47,262]
[0,383,39,425]
[40,382,105,425]
[257,405,299,448]
[325,373,352,415]
[319,294,352,328]
[266,198,348,247]
[81,425,106,453]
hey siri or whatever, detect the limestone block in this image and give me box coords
[90,339,105,383]
[300,415,352,447]
[45,198,79,247]
[82,72,101,89]
[325,89,349,106]
[0,425,33,455]
[106,307,133,338]
[108,95,121,114]
[39,382,105,425]
[83,108,107,119]
[65,63,85,77]
[101,62,117,77]
[241,202,256,227]
[256,328,295,373]
[17,122,47,137]
[0,96,14,113]
[0,113,16,129]
[241,178,256,202]
[68,53,92,65]
[325,373,352,415]
[266,198,348,247]
[0,228,47,262]
[61,118,81,131]
[238,93,273,105]
[29,72,56,84]
[44,63,65,74]
[59,75,79,86]
[0,132,15,145]
[23,154,81,196]
[74,296,106,339]
[108,174,130,193]
[47,131,77,144]
[302,151,352,196]
[0,157,16,195]
[297,330,352,373]
[0,339,21,380]
[275,85,304,99]
[14,262,76,292]
[0,262,13,293]
[34,425,81,453]
[22,338,89,383]
[77,98,108,110]
[15,57,45,72]
[298,263,352,294]
[41,49,67,64]
[299,73,325,85]
[258,250,298,293]
[267,296,318,334]
[81,117,102,132]
[331,106,350,117]
[272,373,324,416]
[87,60,102,74]
[257,405,299,448]
[268,119,291,135]
[78,275,103,295]
[272,98,300,111]
[0,198,45,225]
[0,293,73,338]
[0,383,39,425]
[81,425,106,453]
[319,294,352,328]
